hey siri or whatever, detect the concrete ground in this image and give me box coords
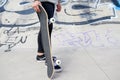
[0,0,120,80]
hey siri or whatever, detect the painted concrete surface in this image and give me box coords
[0,0,120,80]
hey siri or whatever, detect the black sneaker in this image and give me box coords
[54,65,62,72]
[36,54,46,61]
[53,56,62,72]
[45,61,62,72]
[45,56,62,72]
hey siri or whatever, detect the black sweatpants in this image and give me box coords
[37,2,55,53]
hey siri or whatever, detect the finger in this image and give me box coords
[33,6,40,12]
[36,6,41,12]
[56,8,61,12]
[33,7,37,12]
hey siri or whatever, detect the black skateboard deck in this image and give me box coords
[37,5,54,79]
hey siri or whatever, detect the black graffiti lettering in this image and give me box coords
[0,43,6,47]
[4,36,27,52]
[19,36,27,43]
[3,27,20,36]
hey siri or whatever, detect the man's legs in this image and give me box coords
[36,2,62,72]
[37,2,55,60]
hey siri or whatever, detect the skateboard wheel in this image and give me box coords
[50,18,55,23]
[55,60,61,65]
[52,56,61,65]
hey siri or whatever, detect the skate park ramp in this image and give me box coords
[0,0,120,80]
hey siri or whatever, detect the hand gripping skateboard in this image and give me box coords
[37,5,55,79]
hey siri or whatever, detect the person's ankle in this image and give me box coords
[37,52,44,56]
[36,53,46,61]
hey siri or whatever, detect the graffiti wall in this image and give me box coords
[0,0,39,52]
[0,0,120,52]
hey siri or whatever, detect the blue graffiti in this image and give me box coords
[0,7,5,12]
[20,1,29,5]
[53,30,119,47]
[0,1,35,14]
[0,0,8,12]
[0,22,39,27]
[6,8,35,15]
[0,0,37,28]
[111,0,120,7]
[0,0,8,8]
[115,0,120,10]
[72,4,91,10]
[111,0,120,10]
[17,1,35,15]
